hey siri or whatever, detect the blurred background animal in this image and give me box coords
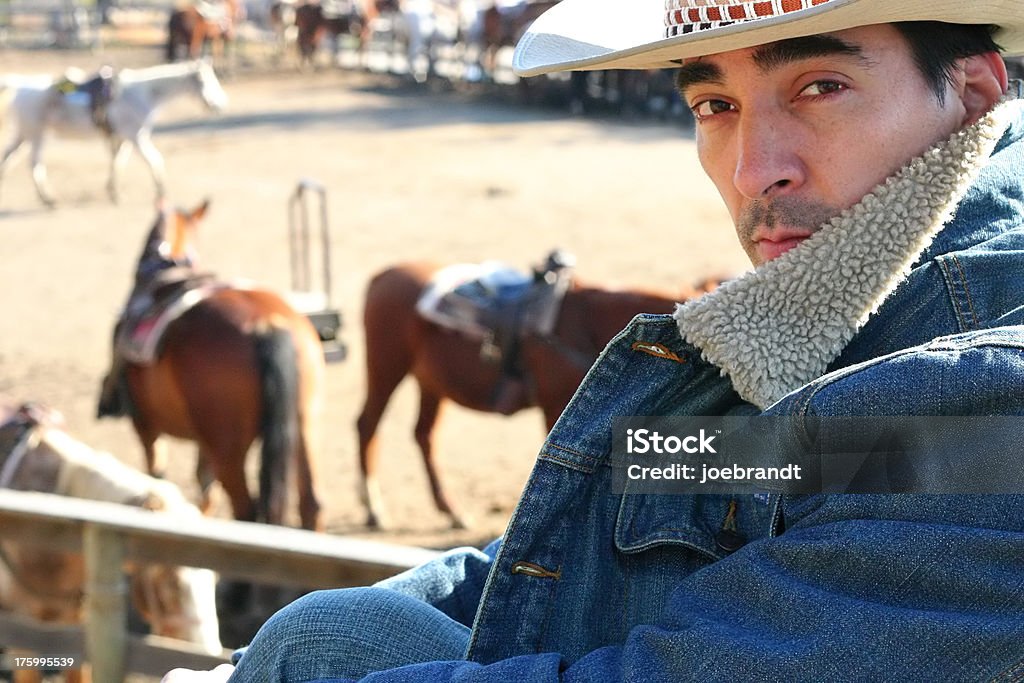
[167,0,245,63]
[0,400,223,682]
[0,61,228,207]
[356,252,723,528]
[97,200,328,532]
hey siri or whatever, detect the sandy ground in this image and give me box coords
[0,43,749,569]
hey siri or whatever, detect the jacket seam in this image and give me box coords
[537,450,597,473]
[952,254,980,329]
[787,335,1024,409]
[939,256,970,332]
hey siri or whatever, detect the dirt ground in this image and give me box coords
[0,43,750,559]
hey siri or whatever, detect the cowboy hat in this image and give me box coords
[512,0,1024,77]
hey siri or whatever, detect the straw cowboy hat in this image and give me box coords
[512,0,1024,77]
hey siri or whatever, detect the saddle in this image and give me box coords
[115,269,223,366]
[417,249,575,403]
[54,66,116,135]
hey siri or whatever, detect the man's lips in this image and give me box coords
[754,231,813,262]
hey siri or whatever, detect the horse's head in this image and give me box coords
[193,60,228,113]
[130,562,223,655]
[129,485,223,654]
[165,199,209,264]
[135,199,210,285]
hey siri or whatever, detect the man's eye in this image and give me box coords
[690,99,735,120]
[799,80,847,97]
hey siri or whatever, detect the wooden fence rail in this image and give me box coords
[0,489,440,681]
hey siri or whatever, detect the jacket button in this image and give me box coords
[715,529,746,553]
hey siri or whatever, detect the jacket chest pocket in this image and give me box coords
[606,493,773,629]
[614,493,774,561]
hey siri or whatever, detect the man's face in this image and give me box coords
[678,24,967,266]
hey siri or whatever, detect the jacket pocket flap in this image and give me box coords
[614,493,724,559]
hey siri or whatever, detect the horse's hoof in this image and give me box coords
[365,512,384,530]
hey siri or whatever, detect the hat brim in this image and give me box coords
[512,0,1024,77]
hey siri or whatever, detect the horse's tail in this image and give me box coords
[254,323,300,526]
[167,10,183,61]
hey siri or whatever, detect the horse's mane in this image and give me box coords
[41,428,197,514]
[571,279,685,306]
[117,61,204,83]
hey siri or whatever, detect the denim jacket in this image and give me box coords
[344,99,1024,682]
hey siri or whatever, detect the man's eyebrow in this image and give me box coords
[675,34,870,96]
[751,34,868,72]
[675,60,723,96]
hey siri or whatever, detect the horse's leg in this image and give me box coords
[294,415,323,531]
[0,135,26,200]
[106,138,131,204]
[190,23,205,58]
[355,345,413,530]
[134,422,168,478]
[195,447,218,515]
[202,441,257,523]
[212,34,224,66]
[28,137,56,207]
[415,389,468,529]
[133,133,166,201]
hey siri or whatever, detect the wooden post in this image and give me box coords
[83,523,127,683]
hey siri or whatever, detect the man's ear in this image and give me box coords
[957,52,1009,126]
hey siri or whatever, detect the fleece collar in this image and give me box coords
[674,98,1024,410]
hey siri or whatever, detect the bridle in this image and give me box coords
[0,405,83,603]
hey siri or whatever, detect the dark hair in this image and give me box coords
[893,22,1002,104]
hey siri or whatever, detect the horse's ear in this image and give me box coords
[191,198,211,222]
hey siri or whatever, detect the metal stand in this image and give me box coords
[288,179,346,363]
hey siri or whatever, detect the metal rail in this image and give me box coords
[0,490,438,681]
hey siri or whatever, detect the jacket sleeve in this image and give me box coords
[373,539,501,628]
[313,495,1024,681]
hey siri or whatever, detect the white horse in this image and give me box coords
[0,401,223,682]
[0,60,228,207]
[390,0,460,82]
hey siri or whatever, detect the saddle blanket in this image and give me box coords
[416,262,532,338]
[119,281,232,365]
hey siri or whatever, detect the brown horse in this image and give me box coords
[98,200,327,531]
[475,0,558,78]
[356,260,720,528]
[294,1,367,67]
[0,401,223,683]
[167,0,243,62]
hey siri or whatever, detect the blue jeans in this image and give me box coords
[227,587,471,682]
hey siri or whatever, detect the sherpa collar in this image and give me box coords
[674,98,1024,410]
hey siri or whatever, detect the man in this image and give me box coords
[167,1,1024,680]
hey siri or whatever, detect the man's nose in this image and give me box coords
[732,111,806,200]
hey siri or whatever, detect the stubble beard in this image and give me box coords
[737,197,841,265]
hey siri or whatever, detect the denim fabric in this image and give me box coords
[228,587,470,682]
[247,107,1024,682]
[372,542,500,628]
